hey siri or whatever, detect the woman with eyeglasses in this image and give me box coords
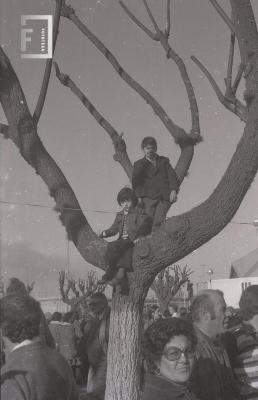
[142,317,200,400]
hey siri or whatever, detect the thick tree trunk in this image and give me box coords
[105,289,145,400]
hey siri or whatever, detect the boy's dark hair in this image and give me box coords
[141,136,157,150]
[117,187,137,207]
[0,294,41,343]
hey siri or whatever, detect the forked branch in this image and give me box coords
[61,2,199,149]
[191,55,247,122]
[209,0,237,36]
[119,0,200,139]
[54,62,133,179]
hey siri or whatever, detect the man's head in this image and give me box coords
[190,289,226,337]
[141,137,157,159]
[117,187,137,210]
[88,292,108,317]
[239,285,258,330]
[6,277,27,296]
[0,294,41,345]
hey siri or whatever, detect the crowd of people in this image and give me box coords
[2,278,258,400]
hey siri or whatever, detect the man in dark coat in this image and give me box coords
[132,136,179,231]
[190,289,240,400]
[83,293,110,400]
[0,294,78,400]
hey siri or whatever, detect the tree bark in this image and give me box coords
[105,288,145,400]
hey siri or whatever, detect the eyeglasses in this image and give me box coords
[163,347,195,361]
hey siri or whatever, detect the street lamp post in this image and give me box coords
[207,268,213,288]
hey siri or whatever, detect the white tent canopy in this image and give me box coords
[230,248,258,278]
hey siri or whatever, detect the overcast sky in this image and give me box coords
[1,0,258,298]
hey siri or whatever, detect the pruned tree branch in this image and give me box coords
[61,3,191,145]
[209,0,237,36]
[142,0,161,34]
[165,0,171,37]
[119,1,158,41]
[53,62,133,180]
[59,2,200,188]
[225,33,235,97]
[0,46,107,269]
[33,0,63,123]
[191,55,247,121]
[232,63,245,95]
[120,0,201,140]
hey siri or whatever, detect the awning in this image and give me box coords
[230,248,258,278]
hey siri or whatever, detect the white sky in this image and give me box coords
[1,0,258,297]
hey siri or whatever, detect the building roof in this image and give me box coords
[230,248,258,278]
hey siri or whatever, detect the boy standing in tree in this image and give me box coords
[98,187,152,287]
[132,136,180,231]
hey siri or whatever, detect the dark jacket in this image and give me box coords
[142,374,200,400]
[103,207,152,241]
[1,341,78,400]
[191,326,240,400]
[132,155,179,200]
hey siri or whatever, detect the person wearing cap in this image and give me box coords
[232,285,258,400]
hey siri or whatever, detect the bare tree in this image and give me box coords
[151,265,192,314]
[59,270,105,317]
[1,1,258,399]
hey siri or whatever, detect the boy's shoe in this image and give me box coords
[98,266,116,284]
[97,275,110,285]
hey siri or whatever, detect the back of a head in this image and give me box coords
[90,292,108,305]
[6,277,27,296]
[0,294,41,343]
[51,312,62,322]
[239,285,258,321]
[190,289,224,322]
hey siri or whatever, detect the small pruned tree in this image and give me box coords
[26,281,35,295]
[59,270,105,317]
[151,265,192,314]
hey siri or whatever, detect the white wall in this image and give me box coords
[210,277,258,308]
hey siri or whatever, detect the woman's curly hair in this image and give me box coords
[0,294,41,343]
[142,317,197,373]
